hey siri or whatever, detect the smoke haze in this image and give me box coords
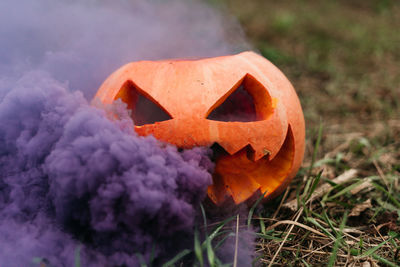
[0,0,250,97]
[0,0,254,266]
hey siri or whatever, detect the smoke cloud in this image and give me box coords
[0,0,250,97]
[0,0,254,266]
[0,71,213,266]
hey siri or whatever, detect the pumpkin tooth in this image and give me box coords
[207,177,234,205]
[252,127,295,194]
[227,176,261,205]
[211,145,261,204]
[207,172,261,205]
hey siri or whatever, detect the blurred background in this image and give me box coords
[215,0,399,171]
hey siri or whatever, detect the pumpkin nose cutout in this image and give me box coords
[208,127,295,205]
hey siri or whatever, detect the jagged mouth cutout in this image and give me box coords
[113,74,294,205]
[207,127,295,205]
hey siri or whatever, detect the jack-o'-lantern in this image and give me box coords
[94,51,305,206]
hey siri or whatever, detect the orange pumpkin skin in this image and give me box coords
[94,51,305,206]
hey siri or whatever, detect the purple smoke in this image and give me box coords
[0,0,256,265]
[0,71,213,266]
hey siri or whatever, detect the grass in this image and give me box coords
[255,130,400,266]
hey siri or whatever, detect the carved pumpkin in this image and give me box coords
[94,51,305,205]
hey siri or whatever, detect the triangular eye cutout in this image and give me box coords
[207,74,274,122]
[207,84,257,122]
[115,81,172,126]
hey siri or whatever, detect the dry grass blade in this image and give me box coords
[272,186,290,220]
[300,240,335,259]
[267,207,304,267]
[350,180,374,194]
[266,220,327,237]
[372,159,389,188]
[283,169,358,211]
[280,247,349,258]
[349,199,372,217]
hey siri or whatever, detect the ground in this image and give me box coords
[215,0,400,266]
